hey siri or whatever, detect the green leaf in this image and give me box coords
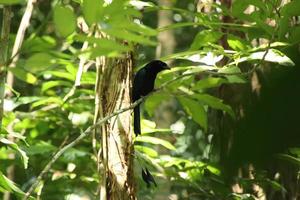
[45,71,75,81]
[103,28,157,46]
[135,136,176,150]
[141,119,170,134]
[265,179,286,192]
[24,141,56,155]
[276,153,300,166]
[31,97,63,108]
[10,96,41,110]
[281,0,300,17]
[190,30,223,50]
[42,80,72,92]
[8,68,37,84]
[192,94,235,119]
[82,0,103,25]
[178,96,207,131]
[81,72,96,85]
[63,148,88,161]
[0,171,35,199]
[0,0,24,5]
[289,26,300,44]
[0,137,29,169]
[227,34,249,51]
[25,53,54,73]
[135,145,158,157]
[53,5,76,37]
[249,49,295,66]
[74,34,132,57]
[192,77,228,90]
[22,36,56,53]
[144,93,169,116]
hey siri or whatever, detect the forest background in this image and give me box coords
[0,0,300,199]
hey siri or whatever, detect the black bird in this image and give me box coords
[132,60,169,136]
[141,167,157,188]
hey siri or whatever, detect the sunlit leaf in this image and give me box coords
[0,171,34,199]
[190,30,223,50]
[82,0,103,25]
[53,5,76,37]
[103,28,157,46]
[178,96,207,131]
[42,80,72,92]
[25,53,55,73]
[135,136,176,150]
[0,137,29,169]
[135,145,158,157]
[8,68,37,84]
[192,77,227,90]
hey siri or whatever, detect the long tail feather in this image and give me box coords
[134,104,141,136]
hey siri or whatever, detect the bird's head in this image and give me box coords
[147,60,170,73]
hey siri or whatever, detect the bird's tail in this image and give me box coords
[134,105,141,136]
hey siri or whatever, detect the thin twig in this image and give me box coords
[63,25,95,103]
[6,0,37,96]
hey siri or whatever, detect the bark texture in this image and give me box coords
[95,53,135,200]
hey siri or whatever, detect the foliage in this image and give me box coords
[0,0,299,199]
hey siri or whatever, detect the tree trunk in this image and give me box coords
[95,53,135,200]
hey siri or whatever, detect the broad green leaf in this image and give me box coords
[0,171,35,199]
[81,72,96,85]
[218,66,241,74]
[249,49,295,66]
[124,22,157,36]
[178,96,207,131]
[0,137,29,169]
[53,5,76,37]
[45,71,75,81]
[22,36,56,53]
[276,154,300,166]
[192,94,235,119]
[289,148,300,156]
[227,34,249,51]
[135,136,176,150]
[144,93,169,116]
[0,0,24,4]
[141,119,170,134]
[190,30,223,50]
[82,0,103,25]
[24,141,56,155]
[192,77,228,90]
[265,179,286,192]
[103,28,157,46]
[25,53,54,73]
[10,96,41,110]
[75,34,132,51]
[135,145,158,157]
[281,0,300,17]
[289,26,300,44]
[42,80,72,92]
[8,68,37,84]
[31,97,63,108]
[278,16,289,40]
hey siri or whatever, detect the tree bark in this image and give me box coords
[95,53,135,200]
